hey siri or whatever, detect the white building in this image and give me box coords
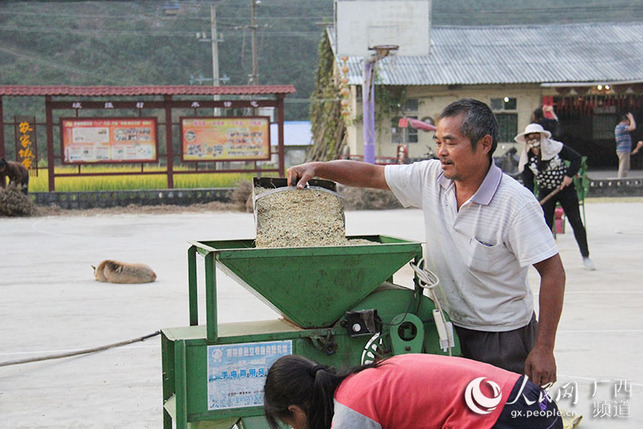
[330,2,643,168]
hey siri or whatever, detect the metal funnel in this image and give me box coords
[198,236,422,328]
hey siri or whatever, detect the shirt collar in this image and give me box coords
[473,162,503,205]
[437,162,502,206]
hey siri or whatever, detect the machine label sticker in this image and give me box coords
[207,340,292,410]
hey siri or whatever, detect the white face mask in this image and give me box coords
[527,138,540,149]
[525,133,541,149]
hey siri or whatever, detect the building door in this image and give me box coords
[554,94,642,169]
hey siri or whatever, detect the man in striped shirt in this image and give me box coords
[288,99,565,388]
[614,112,638,179]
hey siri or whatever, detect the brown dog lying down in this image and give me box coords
[93,260,157,284]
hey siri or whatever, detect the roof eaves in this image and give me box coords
[0,85,297,97]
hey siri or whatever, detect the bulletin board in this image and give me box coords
[180,116,271,162]
[61,117,158,164]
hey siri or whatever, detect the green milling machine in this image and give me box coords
[161,181,461,428]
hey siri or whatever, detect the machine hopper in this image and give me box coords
[192,236,422,328]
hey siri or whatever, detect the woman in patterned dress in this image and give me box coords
[516,123,594,270]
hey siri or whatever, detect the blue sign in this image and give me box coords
[207,340,292,410]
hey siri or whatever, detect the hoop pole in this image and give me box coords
[362,45,398,164]
[363,59,376,164]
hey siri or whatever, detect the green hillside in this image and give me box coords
[0,0,640,121]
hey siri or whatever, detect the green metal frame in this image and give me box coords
[162,235,460,428]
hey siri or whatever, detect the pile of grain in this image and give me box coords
[0,185,36,217]
[254,186,346,248]
[254,184,378,248]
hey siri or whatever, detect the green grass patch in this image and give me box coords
[28,165,276,192]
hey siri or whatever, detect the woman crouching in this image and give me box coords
[264,353,563,429]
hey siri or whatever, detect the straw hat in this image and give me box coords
[517,123,563,172]
[514,123,551,143]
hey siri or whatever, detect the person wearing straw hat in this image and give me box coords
[516,123,594,271]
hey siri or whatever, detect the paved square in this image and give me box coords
[1,201,641,427]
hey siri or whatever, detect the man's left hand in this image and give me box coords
[524,346,557,387]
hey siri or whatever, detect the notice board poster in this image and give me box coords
[181,116,271,162]
[206,340,291,410]
[61,118,158,164]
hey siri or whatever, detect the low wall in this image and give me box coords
[587,177,643,198]
[31,188,233,210]
[28,178,642,211]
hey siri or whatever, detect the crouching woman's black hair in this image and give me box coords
[263,355,376,429]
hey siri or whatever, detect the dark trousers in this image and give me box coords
[454,314,538,374]
[20,176,29,195]
[539,185,589,257]
[493,376,563,429]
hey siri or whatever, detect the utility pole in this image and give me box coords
[210,3,220,90]
[210,3,221,116]
[249,0,259,85]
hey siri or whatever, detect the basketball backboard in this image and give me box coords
[335,0,431,57]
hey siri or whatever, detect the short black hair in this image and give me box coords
[532,107,545,121]
[438,98,498,158]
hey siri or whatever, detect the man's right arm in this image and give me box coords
[525,253,565,387]
[627,113,636,132]
[287,160,389,190]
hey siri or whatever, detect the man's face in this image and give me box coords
[434,114,490,182]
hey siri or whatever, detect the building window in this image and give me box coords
[490,97,517,143]
[495,113,518,143]
[403,99,419,112]
[392,116,418,144]
[391,99,419,144]
[490,97,517,111]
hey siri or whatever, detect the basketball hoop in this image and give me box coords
[368,44,399,75]
[369,44,399,61]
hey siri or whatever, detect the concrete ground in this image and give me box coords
[1,198,642,428]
